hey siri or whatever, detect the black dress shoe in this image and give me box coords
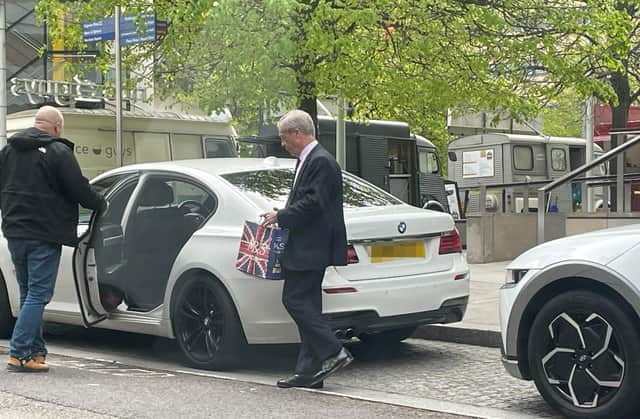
[277,374,323,389]
[310,347,353,386]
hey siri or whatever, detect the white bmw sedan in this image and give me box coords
[500,225,640,419]
[0,158,469,369]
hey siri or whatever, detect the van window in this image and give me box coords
[172,134,203,160]
[134,132,171,163]
[551,148,567,171]
[418,149,439,174]
[205,138,235,158]
[513,146,533,170]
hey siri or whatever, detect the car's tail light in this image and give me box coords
[439,227,462,254]
[346,245,359,264]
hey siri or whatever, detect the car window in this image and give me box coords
[79,174,130,224]
[221,169,403,208]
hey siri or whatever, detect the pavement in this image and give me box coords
[415,259,511,348]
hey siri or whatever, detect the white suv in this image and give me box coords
[500,225,640,419]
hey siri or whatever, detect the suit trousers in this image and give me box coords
[282,268,342,374]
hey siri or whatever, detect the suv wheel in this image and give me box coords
[528,290,640,419]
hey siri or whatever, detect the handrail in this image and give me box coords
[537,131,640,243]
[458,172,640,193]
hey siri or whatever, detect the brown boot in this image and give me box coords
[34,353,46,364]
[7,356,49,373]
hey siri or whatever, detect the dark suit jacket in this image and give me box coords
[277,144,348,271]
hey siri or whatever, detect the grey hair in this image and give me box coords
[277,109,315,137]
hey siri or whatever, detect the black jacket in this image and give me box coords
[277,144,348,270]
[0,127,104,246]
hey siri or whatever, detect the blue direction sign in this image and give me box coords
[82,17,115,43]
[82,13,166,45]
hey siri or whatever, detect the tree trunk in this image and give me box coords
[298,92,318,131]
[292,1,319,133]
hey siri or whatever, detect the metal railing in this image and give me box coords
[537,130,640,243]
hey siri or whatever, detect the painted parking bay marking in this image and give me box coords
[50,358,175,378]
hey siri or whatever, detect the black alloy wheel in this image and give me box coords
[0,274,15,338]
[172,275,244,370]
[528,290,640,419]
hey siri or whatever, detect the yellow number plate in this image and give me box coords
[367,240,426,263]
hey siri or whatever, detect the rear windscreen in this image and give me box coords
[221,169,402,208]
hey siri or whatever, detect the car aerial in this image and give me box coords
[500,225,640,419]
[0,157,469,370]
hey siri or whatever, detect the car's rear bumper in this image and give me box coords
[325,296,468,335]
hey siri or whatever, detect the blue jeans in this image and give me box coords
[7,239,62,360]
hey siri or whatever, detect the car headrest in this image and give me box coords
[140,180,174,206]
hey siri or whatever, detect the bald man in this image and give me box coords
[0,105,105,372]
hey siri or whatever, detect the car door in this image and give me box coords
[73,174,140,326]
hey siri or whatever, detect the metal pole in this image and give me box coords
[537,190,545,243]
[584,96,594,211]
[114,6,123,167]
[0,0,7,148]
[335,97,346,168]
[617,144,624,212]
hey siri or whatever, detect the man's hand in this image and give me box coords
[261,210,278,227]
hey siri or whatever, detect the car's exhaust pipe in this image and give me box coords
[344,328,355,339]
[335,328,355,340]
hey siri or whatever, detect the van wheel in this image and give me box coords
[0,274,15,338]
[359,326,417,344]
[171,274,245,370]
[528,290,640,419]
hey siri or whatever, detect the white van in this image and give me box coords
[7,107,238,179]
[447,133,606,213]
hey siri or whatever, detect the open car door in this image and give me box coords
[73,231,108,326]
[72,174,139,327]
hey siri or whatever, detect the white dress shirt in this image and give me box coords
[293,140,318,186]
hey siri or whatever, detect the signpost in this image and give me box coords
[82,13,165,45]
[81,10,168,166]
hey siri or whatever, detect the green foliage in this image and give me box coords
[543,90,584,138]
[35,0,640,149]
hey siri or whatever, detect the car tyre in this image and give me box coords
[359,326,417,344]
[171,274,245,370]
[0,274,15,339]
[528,290,640,419]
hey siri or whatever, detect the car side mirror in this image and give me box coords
[448,151,457,162]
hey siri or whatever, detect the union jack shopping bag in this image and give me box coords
[236,221,289,280]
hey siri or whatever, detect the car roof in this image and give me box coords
[103,157,296,178]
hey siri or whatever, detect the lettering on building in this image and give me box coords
[10,76,146,106]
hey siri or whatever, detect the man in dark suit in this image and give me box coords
[261,109,352,389]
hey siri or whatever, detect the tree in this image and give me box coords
[35,0,545,147]
[456,0,640,139]
[39,0,637,156]
[542,89,583,138]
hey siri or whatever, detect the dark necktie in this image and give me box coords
[287,159,301,207]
